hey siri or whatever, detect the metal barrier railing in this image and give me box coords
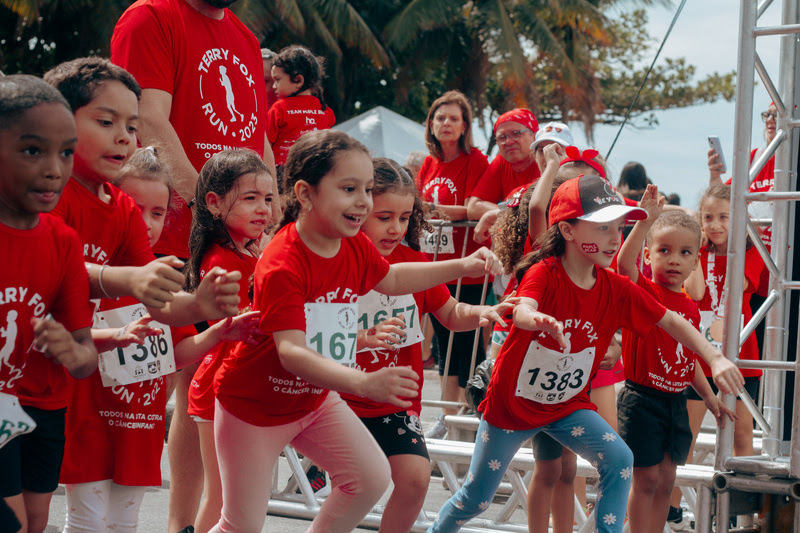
[421,219,491,412]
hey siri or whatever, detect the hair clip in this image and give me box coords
[560,146,605,178]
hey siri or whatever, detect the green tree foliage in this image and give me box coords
[0,1,734,142]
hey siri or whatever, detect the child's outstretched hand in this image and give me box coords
[462,247,504,278]
[195,268,243,320]
[519,307,566,350]
[639,184,665,220]
[217,310,264,345]
[360,315,406,351]
[110,315,163,350]
[709,356,745,396]
[132,256,187,308]
[704,395,738,429]
[477,296,520,328]
[361,366,419,408]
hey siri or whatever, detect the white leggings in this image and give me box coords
[63,480,146,533]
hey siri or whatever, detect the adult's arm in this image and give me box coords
[137,88,200,203]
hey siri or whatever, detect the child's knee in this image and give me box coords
[532,460,561,487]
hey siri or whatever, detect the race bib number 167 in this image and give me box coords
[305,302,358,366]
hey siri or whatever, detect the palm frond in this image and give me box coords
[314,0,390,67]
[383,0,461,51]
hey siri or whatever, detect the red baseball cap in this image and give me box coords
[549,175,647,226]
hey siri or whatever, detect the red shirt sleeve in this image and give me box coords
[266,100,284,144]
[51,227,93,332]
[464,149,489,198]
[470,158,503,203]
[615,273,668,338]
[111,2,176,94]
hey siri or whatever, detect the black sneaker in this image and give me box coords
[176,527,194,533]
[294,465,330,496]
[667,506,692,531]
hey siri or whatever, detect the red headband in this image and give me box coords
[560,146,606,179]
[494,109,539,134]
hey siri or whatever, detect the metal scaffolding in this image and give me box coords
[714,0,800,531]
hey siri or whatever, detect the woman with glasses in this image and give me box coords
[416,91,489,439]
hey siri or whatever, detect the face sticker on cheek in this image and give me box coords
[581,243,599,254]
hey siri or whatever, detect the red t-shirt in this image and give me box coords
[17,180,156,410]
[695,246,763,378]
[417,148,489,284]
[214,224,391,426]
[267,95,336,166]
[341,245,450,418]
[470,156,539,205]
[0,216,92,399]
[111,0,267,259]
[622,274,700,393]
[60,294,194,486]
[480,257,666,429]
[187,244,257,420]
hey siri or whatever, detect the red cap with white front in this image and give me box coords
[548,174,647,226]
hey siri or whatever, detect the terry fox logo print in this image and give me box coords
[197,48,260,143]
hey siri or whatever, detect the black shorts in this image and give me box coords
[618,381,692,468]
[685,375,760,402]
[0,499,21,533]
[531,431,563,461]
[431,284,486,388]
[14,406,65,495]
[360,411,429,460]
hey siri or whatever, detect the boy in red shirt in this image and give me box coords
[616,185,735,532]
[0,74,97,533]
[13,58,243,532]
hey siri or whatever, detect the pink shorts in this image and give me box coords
[592,359,624,388]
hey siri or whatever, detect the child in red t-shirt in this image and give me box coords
[59,146,262,532]
[430,174,744,533]
[685,183,764,457]
[616,185,735,532]
[0,74,97,533]
[267,45,336,166]
[20,57,242,531]
[183,149,274,533]
[209,129,502,533]
[338,157,513,533]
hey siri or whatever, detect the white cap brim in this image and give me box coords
[578,205,647,224]
[530,137,572,151]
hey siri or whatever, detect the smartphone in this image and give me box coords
[708,136,727,174]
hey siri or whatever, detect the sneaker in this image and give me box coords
[422,357,436,370]
[294,465,329,495]
[425,413,447,439]
[667,506,692,531]
[176,527,194,533]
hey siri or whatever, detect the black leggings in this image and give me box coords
[430,283,486,388]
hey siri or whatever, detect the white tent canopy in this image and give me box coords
[334,106,427,165]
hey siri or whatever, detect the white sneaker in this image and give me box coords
[667,507,693,532]
[425,413,447,439]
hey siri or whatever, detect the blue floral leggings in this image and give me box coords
[429,409,633,533]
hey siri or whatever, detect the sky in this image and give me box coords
[475,0,784,210]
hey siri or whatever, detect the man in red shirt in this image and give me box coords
[111,1,277,531]
[467,109,540,221]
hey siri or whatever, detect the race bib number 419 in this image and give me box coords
[305,302,358,366]
[420,226,454,255]
[95,304,176,387]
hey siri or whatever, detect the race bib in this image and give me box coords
[95,304,176,387]
[305,302,358,366]
[515,340,594,405]
[0,392,36,450]
[357,291,423,352]
[420,225,455,255]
